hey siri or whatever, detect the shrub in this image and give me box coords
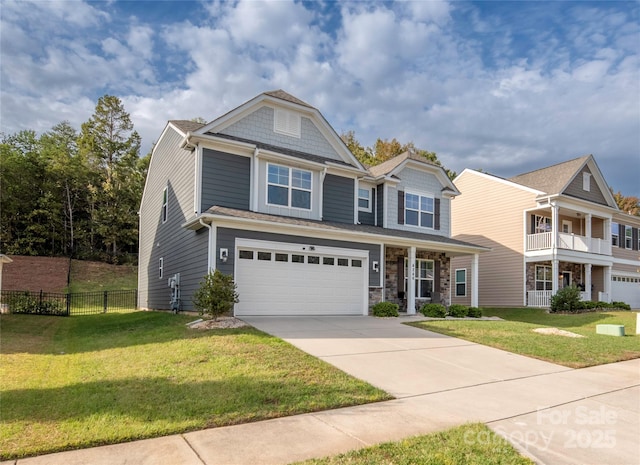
[371,301,399,317]
[550,286,581,313]
[7,293,66,315]
[420,303,446,318]
[467,307,482,318]
[447,304,469,318]
[612,301,631,311]
[193,270,239,320]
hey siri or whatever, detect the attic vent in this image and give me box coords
[582,172,591,192]
[274,108,301,138]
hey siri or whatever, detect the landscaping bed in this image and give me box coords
[0,312,390,459]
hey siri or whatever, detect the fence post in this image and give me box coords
[135,290,138,310]
[66,293,71,316]
[103,291,108,313]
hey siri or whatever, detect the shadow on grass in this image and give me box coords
[0,312,263,355]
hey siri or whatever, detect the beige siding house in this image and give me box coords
[451,155,640,309]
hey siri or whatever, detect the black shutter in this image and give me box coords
[619,224,625,248]
[633,228,639,251]
[531,215,536,234]
[397,190,405,225]
[434,198,441,230]
[397,256,405,298]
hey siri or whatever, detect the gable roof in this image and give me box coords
[508,155,591,194]
[170,120,206,134]
[263,89,313,108]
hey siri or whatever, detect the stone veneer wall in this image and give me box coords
[368,287,383,313]
[526,261,585,291]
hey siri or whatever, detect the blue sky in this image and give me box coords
[1,0,639,196]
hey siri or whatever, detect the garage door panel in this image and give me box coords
[235,242,367,316]
[611,277,640,309]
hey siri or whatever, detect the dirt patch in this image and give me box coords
[188,317,250,330]
[532,327,585,338]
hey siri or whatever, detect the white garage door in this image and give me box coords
[611,276,640,309]
[234,239,368,316]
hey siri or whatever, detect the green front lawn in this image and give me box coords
[296,423,534,465]
[0,312,390,460]
[409,308,640,368]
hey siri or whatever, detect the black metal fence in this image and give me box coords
[0,290,138,316]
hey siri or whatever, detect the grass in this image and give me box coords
[66,260,137,293]
[0,312,390,460]
[295,423,534,465]
[409,308,640,368]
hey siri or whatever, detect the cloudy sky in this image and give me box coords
[1,0,639,196]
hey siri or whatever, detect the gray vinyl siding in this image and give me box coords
[386,168,451,237]
[323,174,354,224]
[564,166,608,205]
[376,184,384,226]
[138,126,209,311]
[216,227,381,287]
[201,149,250,212]
[220,106,341,161]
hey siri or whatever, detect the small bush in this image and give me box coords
[371,301,399,317]
[193,270,239,320]
[550,286,581,313]
[467,307,482,318]
[448,304,469,318]
[612,301,631,311]
[420,303,446,318]
[7,293,66,315]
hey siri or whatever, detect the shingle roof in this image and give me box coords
[263,89,314,108]
[209,132,355,168]
[368,151,442,177]
[200,206,487,251]
[508,155,591,194]
[170,120,206,133]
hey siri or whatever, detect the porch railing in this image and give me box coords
[527,290,593,308]
[526,232,611,255]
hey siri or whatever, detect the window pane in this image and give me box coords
[456,269,466,282]
[406,210,418,225]
[275,253,288,262]
[268,165,288,186]
[268,185,288,206]
[323,257,334,265]
[352,259,362,267]
[257,252,271,261]
[420,196,433,212]
[337,258,349,266]
[292,254,304,263]
[358,198,369,209]
[291,189,311,209]
[292,169,311,190]
[421,212,433,228]
[456,283,466,296]
[239,250,253,259]
[406,193,419,210]
[358,188,370,199]
[308,256,319,264]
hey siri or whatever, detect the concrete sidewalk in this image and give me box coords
[4,316,639,465]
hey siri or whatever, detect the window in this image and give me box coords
[308,256,320,264]
[239,250,254,260]
[323,257,335,265]
[535,216,551,233]
[351,259,362,267]
[275,253,288,262]
[405,193,434,228]
[455,269,466,297]
[405,259,434,298]
[257,252,272,261]
[582,172,591,191]
[274,108,301,138]
[162,187,168,223]
[267,164,312,210]
[337,258,349,266]
[358,188,371,212]
[535,265,552,291]
[625,225,632,249]
[159,257,164,279]
[611,222,619,246]
[292,254,304,263]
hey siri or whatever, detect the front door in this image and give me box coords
[562,271,572,288]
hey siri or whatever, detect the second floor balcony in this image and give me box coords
[526,231,612,255]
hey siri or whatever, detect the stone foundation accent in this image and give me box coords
[368,287,383,312]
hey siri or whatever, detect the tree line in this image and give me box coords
[1,96,149,263]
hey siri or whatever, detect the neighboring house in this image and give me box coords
[138,90,487,316]
[450,155,640,309]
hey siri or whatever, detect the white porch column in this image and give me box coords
[585,213,592,250]
[603,218,611,242]
[471,253,479,308]
[551,202,559,250]
[604,266,612,303]
[407,246,416,314]
[585,263,592,300]
[552,258,559,296]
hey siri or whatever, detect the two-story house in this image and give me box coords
[450,155,640,309]
[138,90,487,316]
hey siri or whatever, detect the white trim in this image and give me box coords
[471,254,479,307]
[236,238,369,258]
[266,163,313,211]
[379,243,385,288]
[357,186,373,213]
[455,268,467,297]
[354,178,359,221]
[582,172,591,191]
[383,183,389,228]
[161,186,168,224]
[624,225,633,249]
[404,190,436,230]
[273,108,301,138]
[159,257,164,279]
[194,147,203,214]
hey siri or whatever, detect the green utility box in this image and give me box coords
[596,324,625,337]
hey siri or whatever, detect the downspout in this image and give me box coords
[199,219,215,273]
[319,167,327,220]
[252,147,260,213]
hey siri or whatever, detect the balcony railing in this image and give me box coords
[526,232,611,255]
[527,290,591,308]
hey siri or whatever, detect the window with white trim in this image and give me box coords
[611,222,619,246]
[267,163,312,210]
[405,192,434,228]
[162,187,168,223]
[358,188,371,212]
[535,265,552,291]
[534,215,551,233]
[273,108,301,138]
[625,225,632,249]
[159,257,164,279]
[405,258,434,298]
[582,172,591,191]
[455,269,467,297]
